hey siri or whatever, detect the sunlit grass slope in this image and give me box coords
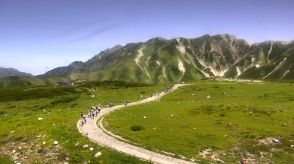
[0,82,166,163]
[104,81,294,163]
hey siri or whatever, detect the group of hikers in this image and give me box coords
[164,86,172,93]
[107,103,115,108]
[150,86,173,97]
[79,102,119,126]
[150,92,160,97]
[79,86,173,126]
[80,105,102,126]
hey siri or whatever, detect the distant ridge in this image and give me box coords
[0,67,32,78]
[38,34,293,83]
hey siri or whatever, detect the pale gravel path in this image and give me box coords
[77,84,195,164]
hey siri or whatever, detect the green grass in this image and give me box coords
[0,76,49,88]
[0,82,166,163]
[0,155,13,164]
[104,81,294,163]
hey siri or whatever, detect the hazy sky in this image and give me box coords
[0,0,293,75]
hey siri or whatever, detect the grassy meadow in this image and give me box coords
[104,81,294,163]
[0,82,166,163]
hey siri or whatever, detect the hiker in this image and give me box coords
[108,103,114,108]
[80,118,84,126]
[124,101,128,106]
[80,113,85,125]
[164,87,171,93]
[80,113,84,120]
[97,105,101,111]
[83,116,87,124]
[90,106,96,116]
[91,106,95,110]
[88,108,92,118]
[92,110,95,118]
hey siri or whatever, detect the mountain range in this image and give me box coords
[41,34,293,83]
[0,67,32,78]
[1,34,293,84]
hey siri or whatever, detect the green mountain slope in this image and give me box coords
[0,76,49,88]
[0,67,32,78]
[42,34,294,83]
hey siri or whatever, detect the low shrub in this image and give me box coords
[130,125,144,131]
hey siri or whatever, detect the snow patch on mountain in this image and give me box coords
[263,57,287,79]
[195,58,210,77]
[209,67,227,77]
[220,68,229,76]
[178,59,186,82]
[267,42,273,62]
[281,70,290,79]
[178,59,186,74]
[176,39,191,64]
[162,67,168,82]
[196,57,228,77]
[236,67,241,77]
[156,61,161,65]
[135,47,144,71]
[176,38,186,55]
[144,56,151,79]
[135,47,150,79]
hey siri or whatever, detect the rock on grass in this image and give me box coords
[95,152,102,158]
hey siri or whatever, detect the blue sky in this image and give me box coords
[0,0,293,75]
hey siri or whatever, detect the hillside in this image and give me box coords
[42,34,294,83]
[0,76,50,88]
[0,67,32,78]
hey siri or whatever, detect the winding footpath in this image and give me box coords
[77,84,195,164]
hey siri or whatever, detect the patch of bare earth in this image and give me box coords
[0,134,68,164]
[230,146,271,163]
[198,148,224,163]
[258,137,280,145]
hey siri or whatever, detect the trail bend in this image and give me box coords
[77,84,195,164]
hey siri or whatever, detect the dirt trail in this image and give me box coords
[77,84,194,164]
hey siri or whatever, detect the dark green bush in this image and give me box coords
[130,125,144,131]
[51,95,80,105]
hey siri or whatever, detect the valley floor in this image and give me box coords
[0,83,165,163]
[1,80,294,163]
[104,80,294,163]
[78,84,193,164]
